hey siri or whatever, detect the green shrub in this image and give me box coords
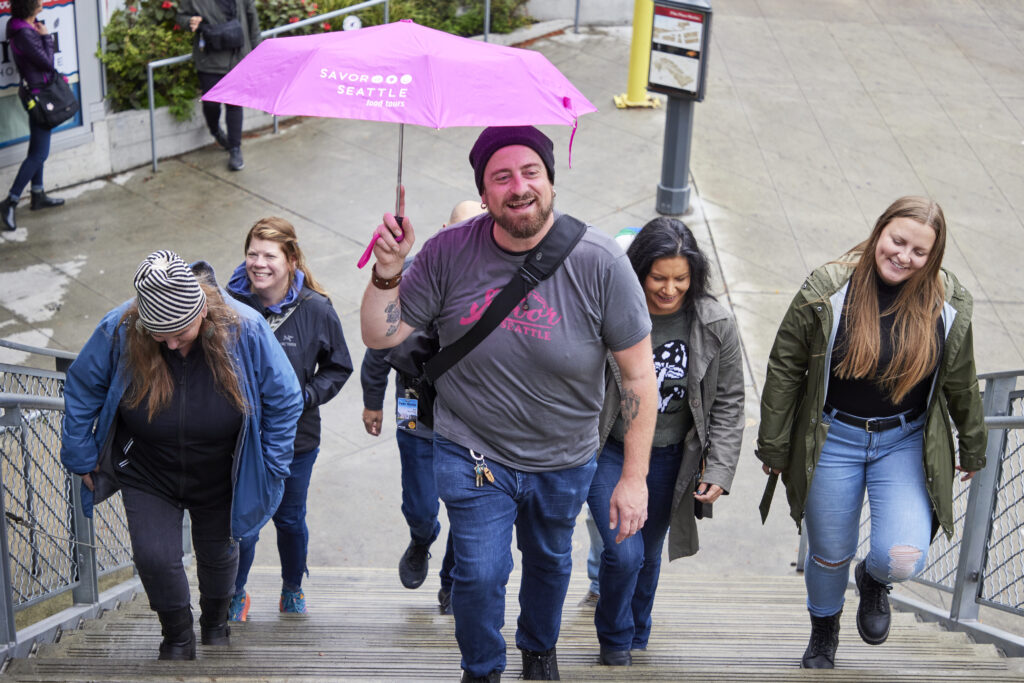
[316,0,531,36]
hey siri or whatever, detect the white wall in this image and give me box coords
[525,0,635,25]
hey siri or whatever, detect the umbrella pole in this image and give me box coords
[395,123,404,218]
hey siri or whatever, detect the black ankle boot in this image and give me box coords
[460,671,501,682]
[1,197,16,231]
[520,646,558,680]
[802,609,841,669]
[199,595,232,645]
[156,607,196,660]
[30,190,64,210]
[228,146,244,171]
[855,559,892,644]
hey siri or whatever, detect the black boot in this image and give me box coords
[520,646,559,680]
[30,190,64,210]
[398,539,430,589]
[801,610,841,669]
[460,671,501,682]
[228,146,244,171]
[855,559,892,644]
[199,595,232,646]
[156,607,196,660]
[212,127,230,149]
[1,197,16,231]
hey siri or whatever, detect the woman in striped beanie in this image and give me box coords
[61,250,303,660]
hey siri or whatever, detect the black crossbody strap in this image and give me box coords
[423,214,587,382]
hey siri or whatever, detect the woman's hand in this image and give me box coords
[762,463,782,476]
[189,15,203,32]
[34,20,48,36]
[694,483,724,504]
[362,408,383,436]
[956,465,977,482]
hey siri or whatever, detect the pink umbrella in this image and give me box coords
[202,19,597,266]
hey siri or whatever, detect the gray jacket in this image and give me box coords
[178,0,261,74]
[598,295,745,560]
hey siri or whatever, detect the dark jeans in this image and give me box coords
[433,434,596,678]
[8,118,51,199]
[235,448,318,592]
[197,71,242,149]
[397,430,454,589]
[121,484,238,612]
[587,438,682,651]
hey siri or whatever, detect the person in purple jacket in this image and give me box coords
[1,0,66,232]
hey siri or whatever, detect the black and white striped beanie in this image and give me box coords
[133,250,207,333]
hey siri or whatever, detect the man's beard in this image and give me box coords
[492,192,554,240]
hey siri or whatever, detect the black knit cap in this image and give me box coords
[469,125,555,194]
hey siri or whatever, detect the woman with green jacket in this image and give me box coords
[756,196,987,669]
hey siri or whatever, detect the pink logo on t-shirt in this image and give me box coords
[460,289,562,341]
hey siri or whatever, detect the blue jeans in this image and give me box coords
[397,430,454,589]
[433,435,596,678]
[8,118,51,199]
[804,411,931,617]
[587,438,682,651]
[235,448,318,592]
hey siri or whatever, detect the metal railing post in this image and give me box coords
[575,0,581,33]
[0,408,22,648]
[384,0,389,24]
[949,375,1015,622]
[148,63,159,173]
[484,0,490,42]
[70,475,100,606]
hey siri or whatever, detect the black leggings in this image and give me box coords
[121,485,238,612]
[197,71,243,149]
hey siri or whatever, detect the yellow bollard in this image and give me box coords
[614,0,661,109]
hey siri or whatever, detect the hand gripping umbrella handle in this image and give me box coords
[356,216,404,269]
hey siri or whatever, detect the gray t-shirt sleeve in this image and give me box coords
[398,239,443,331]
[600,250,652,352]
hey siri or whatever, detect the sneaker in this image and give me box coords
[438,587,452,615]
[212,127,230,149]
[280,588,307,614]
[577,589,600,608]
[398,540,431,589]
[228,146,244,171]
[227,591,250,622]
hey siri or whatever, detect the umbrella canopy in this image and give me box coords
[202,19,596,128]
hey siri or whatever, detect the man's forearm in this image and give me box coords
[619,377,656,480]
[360,283,404,349]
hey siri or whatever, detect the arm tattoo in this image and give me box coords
[620,388,641,433]
[384,301,400,337]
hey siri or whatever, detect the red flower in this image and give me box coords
[173,23,181,30]
[128,5,138,12]
[161,0,173,8]
[288,16,300,23]
[321,22,331,31]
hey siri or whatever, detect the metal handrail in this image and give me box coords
[146,0,391,173]
[0,394,64,411]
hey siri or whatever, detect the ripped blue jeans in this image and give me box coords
[803,410,931,617]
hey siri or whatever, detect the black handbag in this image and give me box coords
[20,71,79,130]
[200,17,245,51]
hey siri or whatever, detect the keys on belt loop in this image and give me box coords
[470,449,495,487]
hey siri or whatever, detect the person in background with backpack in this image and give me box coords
[360,201,482,613]
[178,0,260,171]
[226,217,352,618]
[360,126,658,682]
[2,0,66,232]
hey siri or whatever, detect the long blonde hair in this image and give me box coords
[119,283,248,420]
[833,196,947,404]
[244,217,328,297]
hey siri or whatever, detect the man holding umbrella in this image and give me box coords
[361,125,658,682]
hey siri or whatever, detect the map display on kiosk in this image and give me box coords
[648,2,710,101]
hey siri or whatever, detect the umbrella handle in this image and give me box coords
[356,217,404,269]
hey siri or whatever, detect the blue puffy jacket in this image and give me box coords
[60,265,303,539]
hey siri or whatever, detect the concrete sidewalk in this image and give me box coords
[2,1,1023,596]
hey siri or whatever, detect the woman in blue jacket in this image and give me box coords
[61,251,303,661]
[227,217,352,618]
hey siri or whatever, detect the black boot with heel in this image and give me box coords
[199,595,232,645]
[156,607,196,660]
[30,190,64,210]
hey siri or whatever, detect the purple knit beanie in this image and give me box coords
[469,126,555,193]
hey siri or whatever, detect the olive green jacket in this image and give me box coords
[755,259,987,539]
[599,295,745,560]
[178,0,261,75]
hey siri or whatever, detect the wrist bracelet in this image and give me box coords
[371,265,402,290]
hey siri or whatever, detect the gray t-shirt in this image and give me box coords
[611,306,693,447]
[400,212,651,471]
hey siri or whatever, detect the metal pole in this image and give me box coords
[70,475,99,605]
[148,64,158,173]
[395,123,404,215]
[384,0,389,24]
[0,409,20,647]
[949,375,1014,622]
[614,0,658,108]
[656,96,694,215]
[484,0,490,42]
[574,0,581,34]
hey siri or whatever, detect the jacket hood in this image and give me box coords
[227,262,304,314]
